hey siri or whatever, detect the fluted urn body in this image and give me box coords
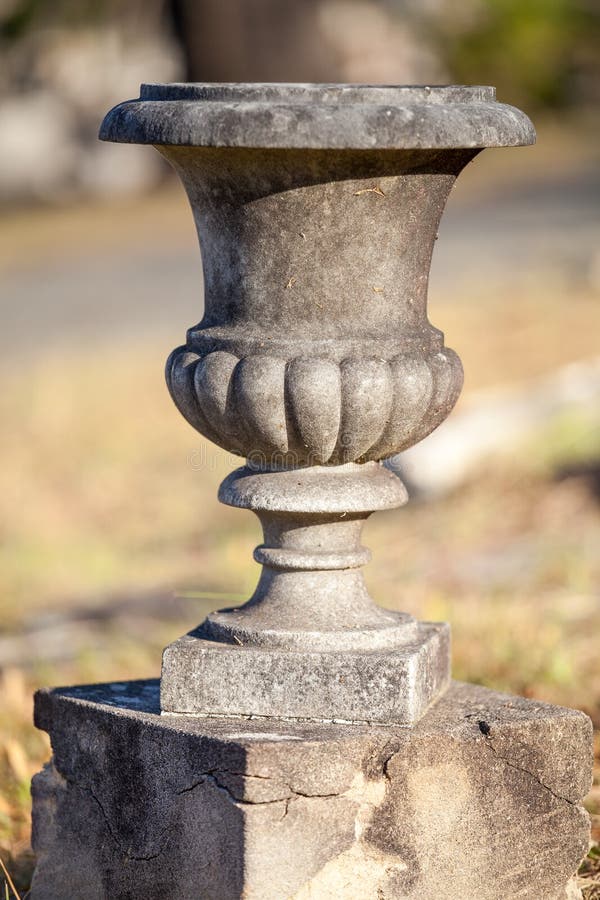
[101,84,534,723]
[165,143,468,466]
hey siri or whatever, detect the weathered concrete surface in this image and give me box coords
[162,146,469,467]
[161,620,450,724]
[100,83,535,150]
[31,680,592,900]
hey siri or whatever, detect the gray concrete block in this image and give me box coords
[31,679,592,899]
[161,620,450,724]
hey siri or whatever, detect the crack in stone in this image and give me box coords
[87,783,174,861]
[292,787,340,799]
[176,770,340,804]
[379,738,405,785]
[52,757,340,866]
[207,769,343,797]
[177,772,287,805]
[479,729,576,807]
[51,757,174,862]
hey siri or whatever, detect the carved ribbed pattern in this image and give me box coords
[166,346,463,464]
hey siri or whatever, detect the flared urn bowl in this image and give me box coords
[101,83,534,467]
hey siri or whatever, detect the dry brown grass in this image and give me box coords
[580,844,600,900]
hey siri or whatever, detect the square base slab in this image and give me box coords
[161,621,450,724]
[31,679,592,900]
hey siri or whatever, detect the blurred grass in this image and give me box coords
[0,279,599,890]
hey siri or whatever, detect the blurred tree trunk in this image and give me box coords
[170,0,342,82]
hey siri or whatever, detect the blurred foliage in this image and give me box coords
[2,0,599,111]
[1,0,107,39]
[410,0,600,110]
[0,0,163,41]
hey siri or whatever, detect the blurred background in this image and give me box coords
[0,0,599,891]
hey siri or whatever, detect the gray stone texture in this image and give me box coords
[161,147,469,467]
[98,84,535,721]
[31,680,592,900]
[100,83,536,150]
[162,463,450,724]
[161,621,450,724]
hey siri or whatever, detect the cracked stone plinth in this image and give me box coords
[97,83,536,721]
[31,680,592,900]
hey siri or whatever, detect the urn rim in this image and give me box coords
[99,81,535,150]
[139,82,497,103]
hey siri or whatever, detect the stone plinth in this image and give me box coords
[161,620,449,724]
[31,680,592,900]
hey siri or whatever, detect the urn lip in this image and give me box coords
[99,81,535,150]
[138,82,496,103]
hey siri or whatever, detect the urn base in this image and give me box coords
[160,620,450,724]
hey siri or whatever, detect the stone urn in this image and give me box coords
[101,83,535,724]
